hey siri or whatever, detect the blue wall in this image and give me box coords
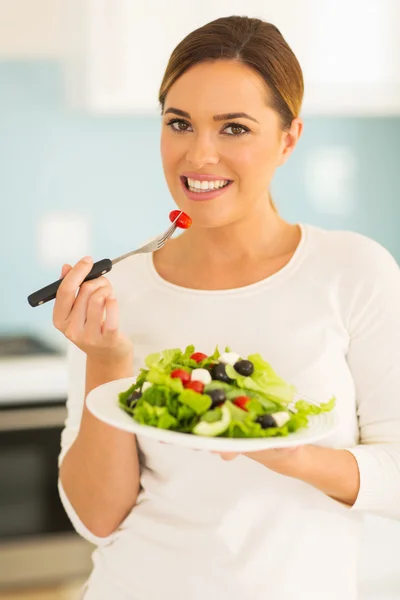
[1,61,399,346]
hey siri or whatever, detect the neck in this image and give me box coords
[177,200,295,265]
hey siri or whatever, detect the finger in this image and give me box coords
[60,264,72,278]
[53,257,94,328]
[67,276,110,333]
[80,285,109,343]
[218,452,239,461]
[101,294,119,342]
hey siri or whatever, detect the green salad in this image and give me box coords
[118,345,335,438]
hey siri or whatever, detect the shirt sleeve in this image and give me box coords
[58,341,116,546]
[344,239,400,519]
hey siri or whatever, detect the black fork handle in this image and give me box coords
[27,258,113,307]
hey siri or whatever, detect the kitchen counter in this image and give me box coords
[0,355,68,405]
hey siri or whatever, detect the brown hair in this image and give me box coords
[159,15,304,129]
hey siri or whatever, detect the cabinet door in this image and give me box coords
[64,0,268,114]
[64,0,400,115]
[299,0,400,114]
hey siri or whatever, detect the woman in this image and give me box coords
[55,16,400,600]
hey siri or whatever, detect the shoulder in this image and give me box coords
[303,224,399,280]
[302,224,400,330]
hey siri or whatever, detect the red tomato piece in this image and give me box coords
[170,369,191,384]
[169,210,192,229]
[184,380,205,393]
[190,352,208,363]
[233,396,251,411]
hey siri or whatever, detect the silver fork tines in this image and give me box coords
[112,215,180,266]
[157,221,178,247]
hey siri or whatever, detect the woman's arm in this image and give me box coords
[238,445,360,506]
[60,353,140,539]
[55,259,141,540]
[222,237,400,516]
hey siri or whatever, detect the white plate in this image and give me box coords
[86,377,339,452]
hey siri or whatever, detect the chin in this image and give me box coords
[171,181,240,228]
[186,208,242,230]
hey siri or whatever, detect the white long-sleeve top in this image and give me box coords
[58,224,400,600]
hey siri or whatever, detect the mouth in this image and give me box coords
[180,176,233,202]
[181,175,232,193]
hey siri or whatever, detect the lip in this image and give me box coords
[181,172,233,182]
[180,176,233,202]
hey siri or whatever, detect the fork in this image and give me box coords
[27,214,181,307]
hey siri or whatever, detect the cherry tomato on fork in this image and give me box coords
[169,210,192,229]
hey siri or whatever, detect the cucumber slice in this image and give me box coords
[193,404,231,437]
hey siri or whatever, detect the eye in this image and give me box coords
[223,123,250,136]
[166,118,192,133]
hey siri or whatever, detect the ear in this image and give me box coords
[277,117,303,167]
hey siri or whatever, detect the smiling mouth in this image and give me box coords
[181,176,233,193]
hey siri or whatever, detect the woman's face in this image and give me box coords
[160,60,302,228]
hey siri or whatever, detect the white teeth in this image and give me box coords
[186,177,230,192]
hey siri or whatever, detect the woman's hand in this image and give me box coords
[53,256,133,363]
[217,446,304,476]
[216,445,360,506]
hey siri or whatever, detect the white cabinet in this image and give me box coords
[0,0,63,59]
[63,0,400,115]
[64,0,266,115]
[291,0,400,115]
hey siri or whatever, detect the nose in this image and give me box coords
[185,133,219,169]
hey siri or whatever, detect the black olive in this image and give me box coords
[256,414,277,429]
[207,388,227,408]
[211,363,232,383]
[234,359,254,376]
[127,390,142,408]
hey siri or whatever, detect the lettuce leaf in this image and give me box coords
[145,369,184,394]
[140,384,173,407]
[133,402,178,429]
[222,401,289,438]
[225,355,295,405]
[145,348,181,370]
[197,345,221,369]
[170,398,198,431]
[145,344,222,373]
[248,354,296,403]
[178,389,212,414]
[294,396,336,415]
[204,380,279,412]
[118,370,148,407]
[201,408,223,423]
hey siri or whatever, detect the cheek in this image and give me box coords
[160,134,170,165]
[160,133,179,172]
[232,141,278,185]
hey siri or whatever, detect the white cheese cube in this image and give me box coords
[219,352,240,366]
[190,368,212,385]
[271,412,291,427]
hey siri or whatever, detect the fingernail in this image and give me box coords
[82,256,92,263]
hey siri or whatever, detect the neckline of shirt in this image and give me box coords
[146,222,309,296]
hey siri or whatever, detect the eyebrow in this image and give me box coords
[164,107,260,124]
